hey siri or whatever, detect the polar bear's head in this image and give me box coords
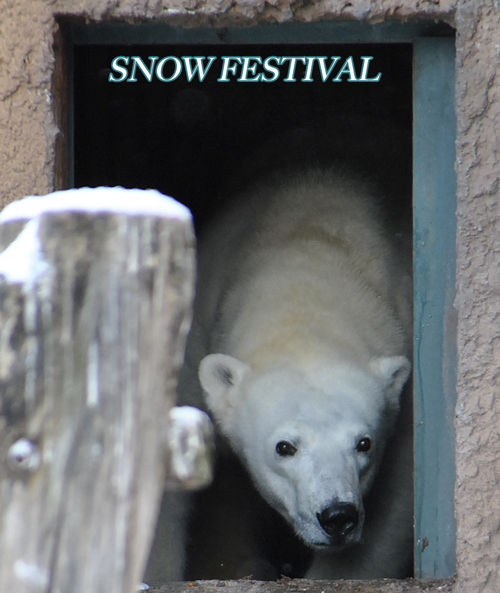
[199,354,410,549]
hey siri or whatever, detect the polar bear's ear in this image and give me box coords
[198,354,251,427]
[369,356,411,408]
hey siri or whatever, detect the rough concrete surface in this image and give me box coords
[149,578,456,593]
[0,0,58,207]
[453,3,500,593]
[1,0,500,592]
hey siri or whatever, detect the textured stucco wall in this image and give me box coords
[0,0,58,206]
[0,1,499,592]
[454,3,500,592]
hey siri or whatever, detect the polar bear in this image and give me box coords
[191,167,413,580]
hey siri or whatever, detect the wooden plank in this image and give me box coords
[0,190,196,593]
[413,37,457,578]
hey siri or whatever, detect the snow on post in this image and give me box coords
[0,187,203,593]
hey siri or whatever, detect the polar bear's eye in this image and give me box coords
[276,441,297,457]
[356,438,371,453]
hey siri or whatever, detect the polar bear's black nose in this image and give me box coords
[317,503,359,544]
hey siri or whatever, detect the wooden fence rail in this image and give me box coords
[0,188,207,593]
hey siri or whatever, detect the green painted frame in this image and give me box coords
[413,37,457,578]
[67,21,457,579]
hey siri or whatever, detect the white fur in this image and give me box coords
[191,168,413,579]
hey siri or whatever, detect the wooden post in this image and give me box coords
[0,188,197,593]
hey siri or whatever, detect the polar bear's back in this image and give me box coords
[251,169,394,291]
[184,168,411,389]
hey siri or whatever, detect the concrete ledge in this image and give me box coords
[150,578,456,593]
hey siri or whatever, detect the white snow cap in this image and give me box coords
[0,219,49,284]
[0,187,191,285]
[0,186,191,224]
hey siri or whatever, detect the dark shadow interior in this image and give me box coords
[73,41,414,582]
[74,43,412,232]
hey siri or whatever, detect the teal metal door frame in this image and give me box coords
[413,37,457,578]
[68,21,457,579]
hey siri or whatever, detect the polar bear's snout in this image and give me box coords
[317,502,359,546]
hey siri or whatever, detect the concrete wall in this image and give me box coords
[0,1,499,591]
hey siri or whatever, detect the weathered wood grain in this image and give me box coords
[0,205,195,593]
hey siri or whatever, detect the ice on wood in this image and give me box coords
[0,186,191,223]
[13,560,49,589]
[0,187,192,286]
[0,187,197,593]
[0,219,50,284]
